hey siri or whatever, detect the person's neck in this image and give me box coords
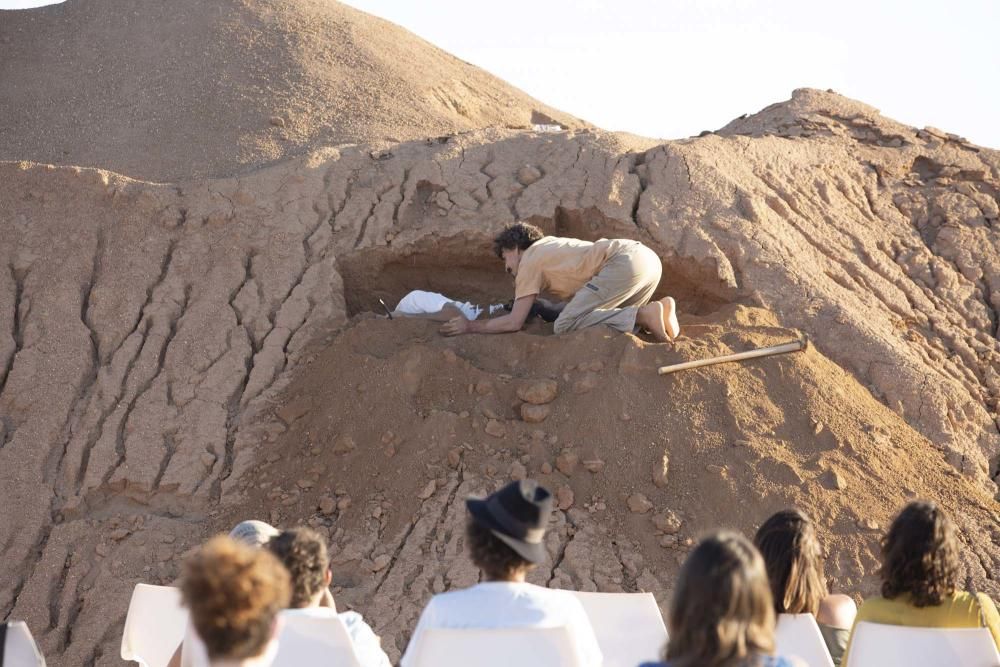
[485,571,528,584]
[209,653,272,667]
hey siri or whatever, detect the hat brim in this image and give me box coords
[467,498,547,564]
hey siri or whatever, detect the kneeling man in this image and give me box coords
[441,222,679,340]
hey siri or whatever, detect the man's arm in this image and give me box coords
[440,295,534,336]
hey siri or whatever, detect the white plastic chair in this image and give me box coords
[775,613,835,667]
[408,626,583,667]
[569,591,668,667]
[271,609,363,667]
[120,584,188,667]
[2,621,46,667]
[846,621,1000,667]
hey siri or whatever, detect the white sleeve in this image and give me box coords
[342,613,391,667]
[400,598,438,667]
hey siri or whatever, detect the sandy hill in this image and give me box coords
[0,0,585,182]
[1,86,999,665]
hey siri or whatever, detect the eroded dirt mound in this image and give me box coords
[1,88,1000,665]
[0,0,585,181]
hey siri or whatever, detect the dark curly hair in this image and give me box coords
[266,527,329,608]
[754,509,828,615]
[181,536,290,661]
[880,501,959,607]
[466,518,533,580]
[492,222,544,258]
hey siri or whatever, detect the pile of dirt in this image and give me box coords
[1,4,999,663]
[0,0,585,181]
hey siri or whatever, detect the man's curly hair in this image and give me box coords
[466,518,533,580]
[492,222,544,258]
[181,536,290,661]
[880,501,960,607]
[266,527,329,608]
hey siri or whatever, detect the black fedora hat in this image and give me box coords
[466,479,553,564]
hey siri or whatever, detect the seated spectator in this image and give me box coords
[171,521,282,667]
[642,531,803,667]
[843,500,1000,663]
[400,479,602,667]
[180,536,290,667]
[267,527,391,667]
[754,509,857,665]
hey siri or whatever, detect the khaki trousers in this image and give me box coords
[553,241,662,334]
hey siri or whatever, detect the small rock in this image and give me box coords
[332,435,356,454]
[652,510,683,534]
[813,421,825,435]
[555,449,579,476]
[381,431,395,445]
[475,381,494,396]
[296,478,315,490]
[200,452,216,468]
[318,496,336,515]
[447,448,462,468]
[95,543,110,557]
[517,380,559,405]
[573,372,600,394]
[269,116,286,127]
[275,400,309,425]
[521,403,551,423]
[652,453,669,488]
[620,412,631,422]
[582,459,605,473]
[337,497,352,511]
[510,462,527,481]
[556,485,575,510]
[485,420,506,438]
[540,462,553,475]
[109,528,130,542]
[516,165,543,186]
[627,493,654,514]
[418,480,437,500]
[371,555,392,572]
[659,534,678,548]
[706,464,726,475]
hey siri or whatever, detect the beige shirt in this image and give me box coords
[514,237,625,300]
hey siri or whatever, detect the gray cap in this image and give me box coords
[229,520,280,547]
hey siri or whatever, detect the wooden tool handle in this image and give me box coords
[657,337,808,376]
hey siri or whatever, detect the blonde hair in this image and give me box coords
[181,536,291,661]
[666,531,776,667]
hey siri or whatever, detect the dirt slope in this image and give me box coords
[0,89,999,665]
[0,0,585,181]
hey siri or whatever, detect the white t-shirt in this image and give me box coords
[394,290,505,320]
[180,608,389,667]
[400,582,603,667]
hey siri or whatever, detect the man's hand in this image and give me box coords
[440,315,471,337]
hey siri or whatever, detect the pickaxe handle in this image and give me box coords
[657,336,809,376]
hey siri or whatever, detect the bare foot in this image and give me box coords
[636,297,680,343]
[636,301,669,342]
[663,296,680,340]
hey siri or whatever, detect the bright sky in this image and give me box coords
[338,0,1000,148]
[4,0,998,148]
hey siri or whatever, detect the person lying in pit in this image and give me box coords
[384,289,562,323]
[439,222,680,341]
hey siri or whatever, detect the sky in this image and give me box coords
[337,0,1000,148]
[3,0,998,147]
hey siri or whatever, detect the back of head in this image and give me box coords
[667,531,776,667]
[181,536,291,662]
[753,509,828,615]
[880,500,959,607]
[492,222,544,257]
[266,527,330,608]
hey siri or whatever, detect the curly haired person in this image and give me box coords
[842,500,1000,663]
[440,222,679,341]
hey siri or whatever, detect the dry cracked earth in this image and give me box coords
[1,88,1000,664]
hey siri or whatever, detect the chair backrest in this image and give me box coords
[120,584,188,667]
[409,626,583,667]
[775,613,835,667]
[270,610,363,667]
[568,591,668,667]
[846,621,1000,667]
[2,621,47,667]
